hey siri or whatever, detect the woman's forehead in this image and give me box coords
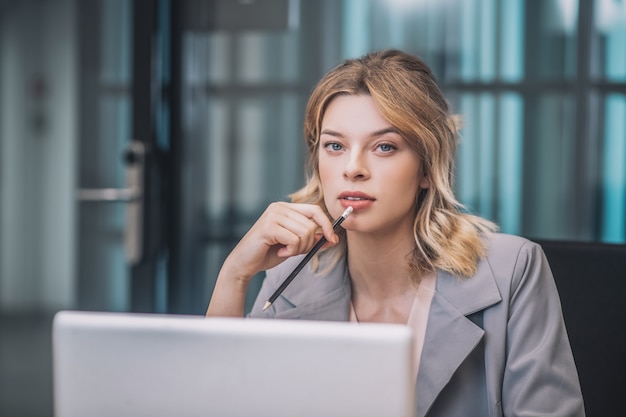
[321,95,392,131]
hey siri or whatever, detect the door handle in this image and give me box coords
[77,141,145,265]
[77,187,141,202]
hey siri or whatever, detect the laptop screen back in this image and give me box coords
[52,311,415,417]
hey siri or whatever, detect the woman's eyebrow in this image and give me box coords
[320,127,399,137]
[372,127,400,137]
[320,128,342,137]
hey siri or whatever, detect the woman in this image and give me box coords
[207,50,585,417]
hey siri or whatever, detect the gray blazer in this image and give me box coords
[249,233,585,417]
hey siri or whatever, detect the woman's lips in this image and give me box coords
[338,192,375,210]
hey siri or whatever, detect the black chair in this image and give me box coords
[533,239,626,417]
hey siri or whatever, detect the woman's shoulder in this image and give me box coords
[481,232,550,290]
[484,233,542,260]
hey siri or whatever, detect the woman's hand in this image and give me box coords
[229,202,338,277]
[207,202,339,317]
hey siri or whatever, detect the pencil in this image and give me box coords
[262,206,353,311]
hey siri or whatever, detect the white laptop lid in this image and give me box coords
[52,311,415,417]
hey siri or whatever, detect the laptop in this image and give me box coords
[52,311,415,417]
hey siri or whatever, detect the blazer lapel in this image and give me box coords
[416,262,502,417]
[273,258,352,321]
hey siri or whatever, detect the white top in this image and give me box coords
[349,272,437,379]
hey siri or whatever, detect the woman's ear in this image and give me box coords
[419,173,430,190]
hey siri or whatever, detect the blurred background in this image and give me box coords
[1,0,625,415]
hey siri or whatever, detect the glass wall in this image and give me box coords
[176,0,626,314]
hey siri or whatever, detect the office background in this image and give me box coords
[1,0,625,416]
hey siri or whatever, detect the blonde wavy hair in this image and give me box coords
[291,49,497,279]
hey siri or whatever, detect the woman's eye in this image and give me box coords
[325,142,343,151]
[377,143,396,153]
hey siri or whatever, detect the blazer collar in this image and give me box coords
[271,252,501,319]
[416,257,502,417]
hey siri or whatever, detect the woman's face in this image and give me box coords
[318,94,429,236]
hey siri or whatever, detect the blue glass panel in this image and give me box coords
[525,94,577,240]
[457,93,523,232]
[342,0,370,58]
[479,0,496,81]
[500,0,524,81]
[601,95,626,242]
[460,0,479,80]
[606,29,626,81]
[456,94,496,221]
[101,0,132,84]
[526,0,578,79]
[497,94,523,234]
[595,0,626,81]
[478,94,496,218]
[457,94,480,210]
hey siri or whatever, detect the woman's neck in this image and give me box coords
[347,232,417,324]
[346,229,417,299]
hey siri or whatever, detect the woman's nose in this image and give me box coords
[343,152,370,181]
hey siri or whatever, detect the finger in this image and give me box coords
[261,202,338,253]
[265,203,325,248]
[263,208,315,252]
[276,213,321,250]
[287,204,339,244]
[272,226,308,258]
[275,227,338,259]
